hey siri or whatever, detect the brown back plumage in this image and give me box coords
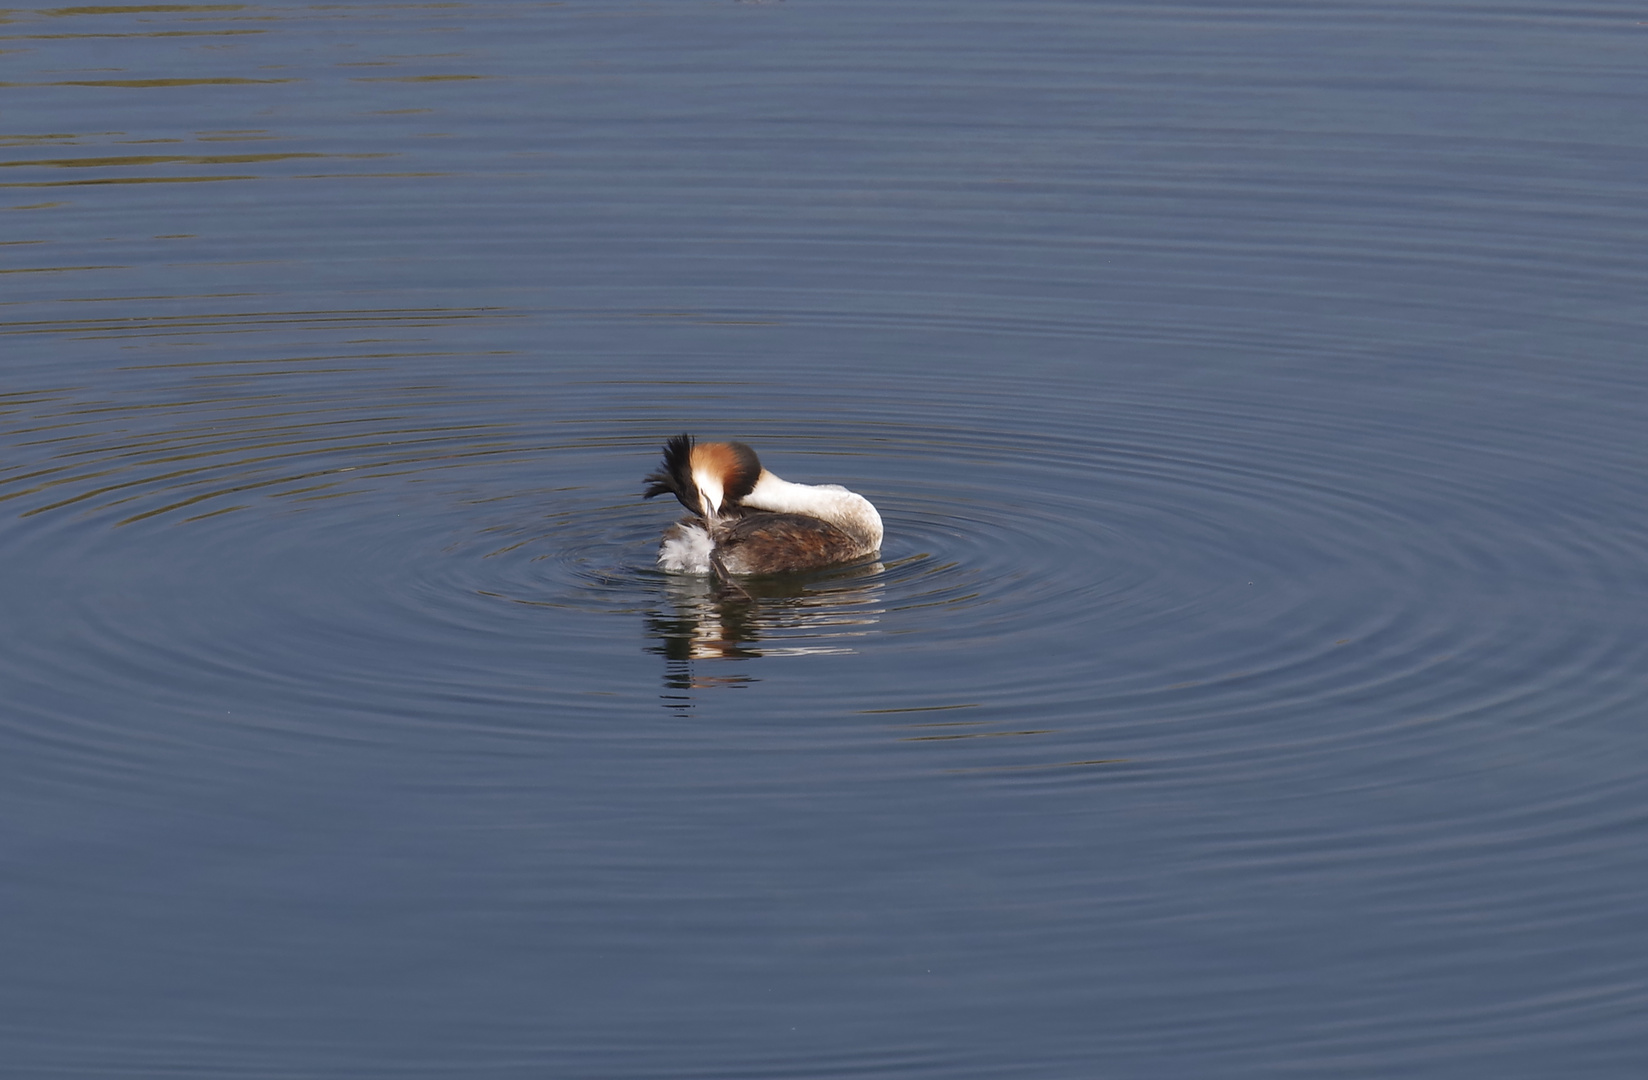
[710,511,866,576]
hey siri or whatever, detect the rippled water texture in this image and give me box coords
[4,2,1647,1077]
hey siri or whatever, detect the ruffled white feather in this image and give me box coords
[657,521,716,574]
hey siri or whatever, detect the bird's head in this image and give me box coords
[643,434,762,520]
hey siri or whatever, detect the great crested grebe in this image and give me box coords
[642,434,883,577]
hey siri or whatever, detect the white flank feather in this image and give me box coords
[657,521,716,575]
[741,471,883,551]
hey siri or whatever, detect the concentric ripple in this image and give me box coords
[5,320,1646,790]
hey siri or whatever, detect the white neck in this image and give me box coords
[742,470,883,550]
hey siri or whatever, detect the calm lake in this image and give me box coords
[4,1,1646,1076]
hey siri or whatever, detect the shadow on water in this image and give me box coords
[645,560,885,707]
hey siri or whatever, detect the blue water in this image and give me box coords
[4,2,1647,1076]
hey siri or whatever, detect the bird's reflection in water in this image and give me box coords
[645,562,885,708]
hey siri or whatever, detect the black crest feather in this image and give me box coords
[642,433,699,514]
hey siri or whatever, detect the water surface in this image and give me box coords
[4,2,1647,1076]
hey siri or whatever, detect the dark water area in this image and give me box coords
[4,2,1647,1076]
